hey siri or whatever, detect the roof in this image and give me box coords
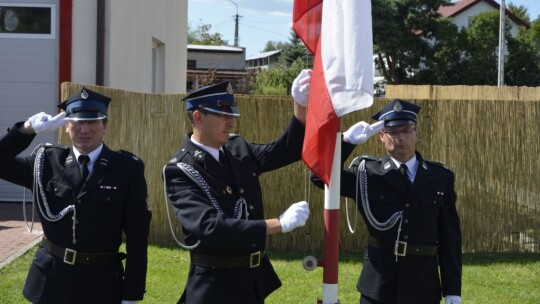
[187,69,248,77]
[439,0,529,28]
[188,45,245,53]
[246,50,282,61]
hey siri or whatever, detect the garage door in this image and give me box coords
[0,1,59,201]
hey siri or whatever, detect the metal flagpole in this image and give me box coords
[318,132,342,304]
[497,0,506,86]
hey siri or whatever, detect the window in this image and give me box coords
[0,4,56,39]
[187,60,196,68]
[152,38,165,93]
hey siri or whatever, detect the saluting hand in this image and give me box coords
[279,201,310,233]
[343,120,384,145]
[27,112,67,134]
[291,69,312,107]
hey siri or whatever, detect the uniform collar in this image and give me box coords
[390,155,418,180]
[72,143,103,171]
[190,135,221,162]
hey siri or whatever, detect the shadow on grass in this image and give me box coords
[151,244,539,265]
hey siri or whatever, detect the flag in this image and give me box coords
[294,0,375,185]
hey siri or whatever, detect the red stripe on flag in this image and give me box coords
[301,37,340,186]
[292,0,323,55]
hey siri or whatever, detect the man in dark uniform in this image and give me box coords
[313,99,462,304]
[0,87,151,304]
[163,79,311,304]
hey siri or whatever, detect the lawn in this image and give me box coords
[0,245,538,303]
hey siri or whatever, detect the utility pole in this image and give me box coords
[497,0,505,86]
[228,0,241,47]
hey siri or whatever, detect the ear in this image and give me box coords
[378,131,385,141]
[193,110,203,122]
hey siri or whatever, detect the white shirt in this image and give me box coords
[390,155,418,183]
[72,143,103,173]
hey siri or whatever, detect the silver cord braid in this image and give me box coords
[357,159,402,231]
[33,146,77,243]
[162,164,200,250]
[177,162,247,219]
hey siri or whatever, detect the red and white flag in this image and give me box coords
[294,0,374,185]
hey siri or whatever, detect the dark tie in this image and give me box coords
[78,155,90,181]
[399,164,411,192]
[218,150,228,169]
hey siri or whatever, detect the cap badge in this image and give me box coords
[80,89,89,100]
[393,101,403,112]
[226,83,234,95]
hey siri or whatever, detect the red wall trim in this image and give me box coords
[58,0,73,101]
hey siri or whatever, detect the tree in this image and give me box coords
[279,29,310,67]
[252,58,307,95]
[507,2,530,24]
[188,20,228,46]
[372,0,453,84]
[261,41,288,53]
[460,10,513,85]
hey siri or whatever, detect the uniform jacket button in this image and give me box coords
[404,219,409,224]
[239,188,244,194]
[77,199,82,204]
[405,203,410,208]
[249,204,254,210]
[404,235,409,240]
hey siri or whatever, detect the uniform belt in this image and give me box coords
[368,236,438,256]
[190,251,265,268]
[41,238,126,266]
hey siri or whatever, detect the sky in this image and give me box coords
[188,0,540,58]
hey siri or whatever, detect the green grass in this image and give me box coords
[1,245,538,303]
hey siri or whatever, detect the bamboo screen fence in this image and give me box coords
[58,82,539,254]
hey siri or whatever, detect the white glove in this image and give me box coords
[291,69,312,107]
[343,120,384,145]
[445,295,462,304]
[279,201,309,233]
[121,300,139,304]
[28,112,67,134]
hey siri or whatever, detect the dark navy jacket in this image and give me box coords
[164,116,305,304]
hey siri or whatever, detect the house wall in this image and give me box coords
[188,51,246,70]
[102,0,186,93]
[451,2,521,36]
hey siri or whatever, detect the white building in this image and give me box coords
[0,0,187,201]
[439,0,529,36]
[186,45,248,92]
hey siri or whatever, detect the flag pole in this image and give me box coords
[319,132,342,304]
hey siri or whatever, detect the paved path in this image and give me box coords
[0,202,43,269]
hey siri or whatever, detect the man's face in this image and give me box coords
[65,120,107,154]
[378,124,418,163]
[193,110,237,148]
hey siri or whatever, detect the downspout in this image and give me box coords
[96,0,105,85]
[59,0,73,99]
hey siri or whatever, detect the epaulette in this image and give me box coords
[359,155,379,162]
[168,148,188,164]
[424,160,451,171]
[349,155,379,168]
[117,150,143,163]
[42,143,69,150]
